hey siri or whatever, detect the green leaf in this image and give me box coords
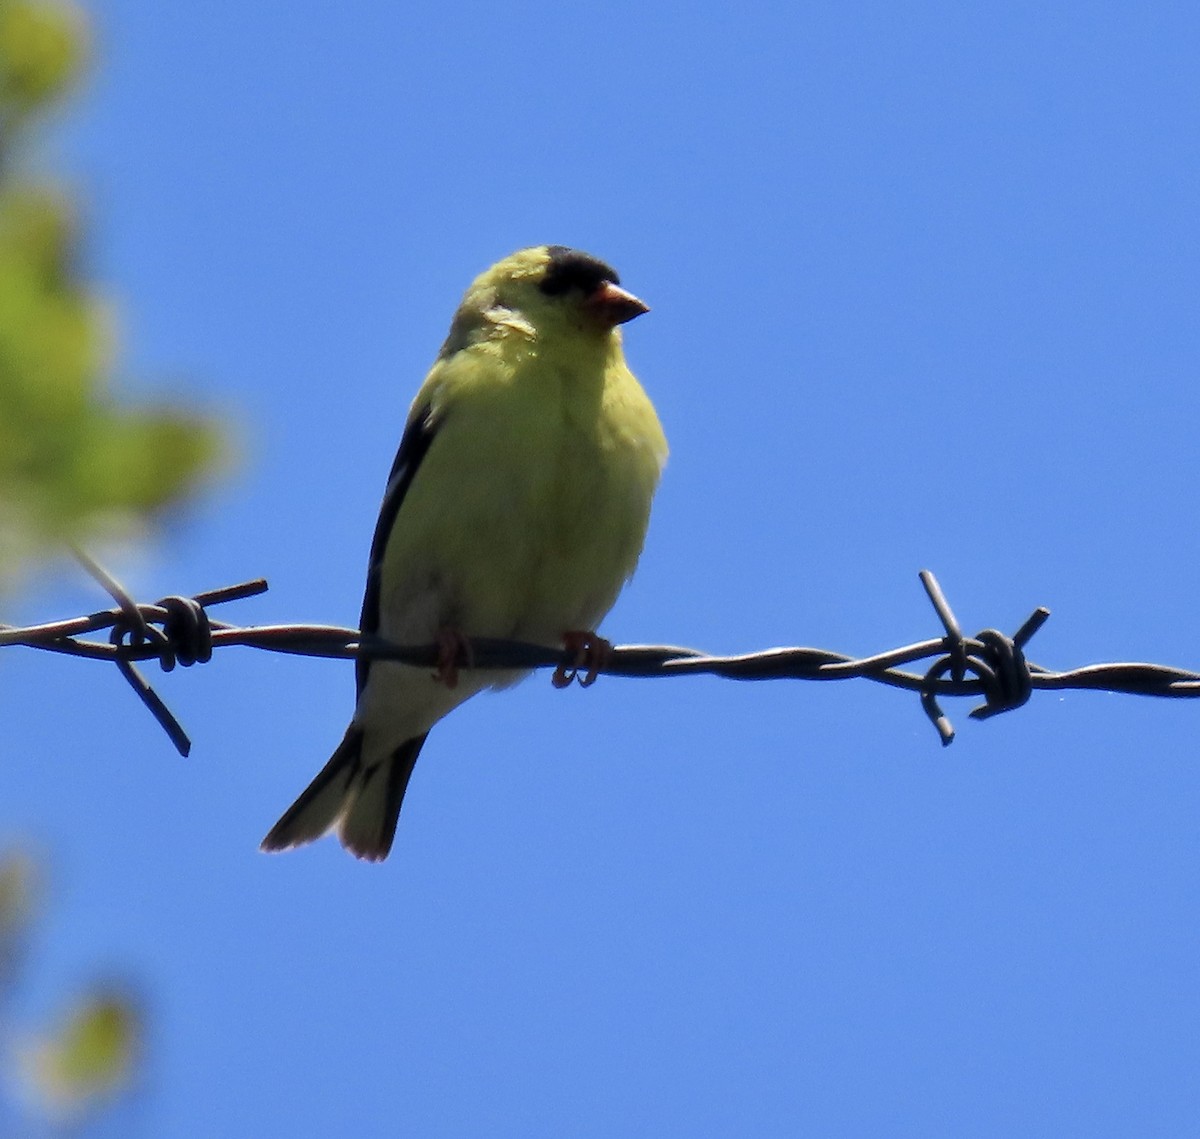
[0,6,229,589]
[21,990,142,1119]
[0,0,87,127]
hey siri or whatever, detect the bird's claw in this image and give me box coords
[552,631,612,689]
[434,628,473,688]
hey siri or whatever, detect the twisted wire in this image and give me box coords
[3,557,1198,757]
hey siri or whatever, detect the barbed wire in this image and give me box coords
[3,556,1198,757]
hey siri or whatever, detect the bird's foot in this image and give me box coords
[552,630,612,689]
[433,628,473,688]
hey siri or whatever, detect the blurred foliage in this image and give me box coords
[0,850,142,1132]
[20,989,141,1121]
[0,1,212,1131]
[0,846,37,985]
[0,0,82,125]
[0,0,225,590]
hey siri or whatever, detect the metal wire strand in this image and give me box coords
[4,558,1200,757]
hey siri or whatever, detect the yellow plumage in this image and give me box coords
[262,246,667,861]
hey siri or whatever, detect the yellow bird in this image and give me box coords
[262,246,668,860]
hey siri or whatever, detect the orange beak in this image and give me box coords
[585,281,650,326]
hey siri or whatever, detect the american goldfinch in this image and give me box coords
[261,246,667,861]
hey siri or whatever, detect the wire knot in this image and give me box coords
[106,596,213,674]
[68,550,268,758]
[155,596,214,670]
[967,629,1032,722]
[917,570,1050,746]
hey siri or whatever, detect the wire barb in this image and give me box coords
[914,574,1047,744]
[65,553,269,757]
[4,563,1200,756]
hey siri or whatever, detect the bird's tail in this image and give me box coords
[260,729,429,862]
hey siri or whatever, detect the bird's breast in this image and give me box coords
[377,357,663,648]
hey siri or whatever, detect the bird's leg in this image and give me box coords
[552,630,613,689]
[433,627,473,688]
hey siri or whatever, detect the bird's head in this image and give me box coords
[440,246,648,355]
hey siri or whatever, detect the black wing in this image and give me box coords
[357,404,438,694]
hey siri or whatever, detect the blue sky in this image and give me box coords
[4,0,1200,1134]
